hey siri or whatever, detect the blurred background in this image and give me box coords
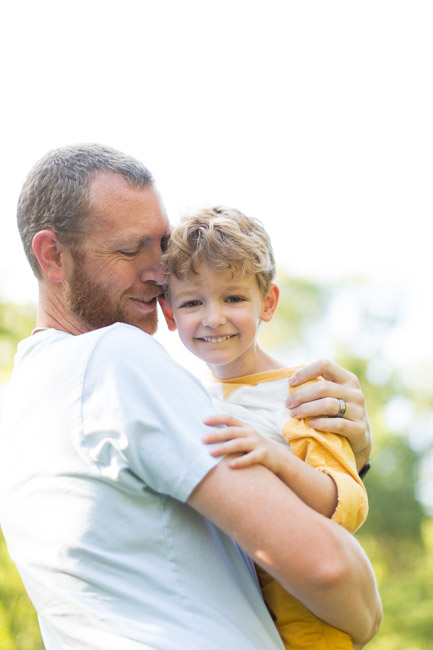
[0,1,432,648]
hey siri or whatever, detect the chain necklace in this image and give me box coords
[31,327,49,335]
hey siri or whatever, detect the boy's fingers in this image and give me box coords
[229,452,260,469]
[209,438,254,457]
[202,426,250,444]
[204,414,244,427]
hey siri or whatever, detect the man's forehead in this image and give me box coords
[87,172,169,232]
[89,170,142,196]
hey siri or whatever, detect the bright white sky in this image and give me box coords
[1,0,432,371]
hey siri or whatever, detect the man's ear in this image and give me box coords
[32,230,68,283]
[158,296,178,331]
[260,283,279,322]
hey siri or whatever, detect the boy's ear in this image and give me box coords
[158,296,178,331]
[260,283,279,322]
[32,230,68,283]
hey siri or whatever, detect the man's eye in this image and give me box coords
[120,250,139,257]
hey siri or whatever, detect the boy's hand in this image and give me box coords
[203,414,291,474]
[287,359,372,471]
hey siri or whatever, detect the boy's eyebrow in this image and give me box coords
[171,282,254,298]
[220,280,255,293]
[169,287,198,299]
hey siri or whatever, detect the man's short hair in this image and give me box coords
[162,206,276,296]
[17,143,154,277]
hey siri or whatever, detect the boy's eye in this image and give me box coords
[180,300,202,308]
[226,296,244,303]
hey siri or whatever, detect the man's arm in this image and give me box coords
[188,456,381,648]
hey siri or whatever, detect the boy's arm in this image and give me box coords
[204,414,368,532]
[286,425,369,533]
[204,414,340,519]
[188,456,382,648]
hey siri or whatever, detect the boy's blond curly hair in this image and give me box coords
[162,206,276,296]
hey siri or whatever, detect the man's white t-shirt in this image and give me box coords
[0,324,284,650]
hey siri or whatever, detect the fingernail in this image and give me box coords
[289,375,298,386]
[286,396,293,407]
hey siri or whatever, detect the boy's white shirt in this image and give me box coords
[208,377,293,446]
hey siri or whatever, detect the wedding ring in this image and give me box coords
[335,398,347,418]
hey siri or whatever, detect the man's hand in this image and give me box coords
[287,359,372,471]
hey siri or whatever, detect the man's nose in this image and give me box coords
[139,247,166,285]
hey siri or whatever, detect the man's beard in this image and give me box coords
[66,258,159,335]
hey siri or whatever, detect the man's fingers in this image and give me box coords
[288,381,353,409]
[309,416,370,462]
[308,414,364,438]
[291,394,365,425]
[286,358,372,467]
[289,359,357,387]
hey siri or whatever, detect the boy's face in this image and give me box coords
[164,263,277,378]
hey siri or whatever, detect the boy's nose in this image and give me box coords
[202,305,226,328]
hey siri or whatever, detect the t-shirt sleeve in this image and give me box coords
[282,417,369,533]
[80,325,220,502]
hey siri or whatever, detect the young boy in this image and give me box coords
[159,206,368,650]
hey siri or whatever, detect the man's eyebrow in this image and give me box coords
[113,236,151,249]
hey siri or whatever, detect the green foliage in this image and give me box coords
[0,533,43,650]
[0,302,35,383]
[0,301,42,649]
[362,436,424,543]
[260,271,329,351]
[359,521,433,650]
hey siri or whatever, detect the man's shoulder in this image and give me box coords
[86,322,168,364]
[87,322,161,348]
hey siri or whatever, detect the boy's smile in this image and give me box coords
[199,334,237,343]
[165,264,279,379]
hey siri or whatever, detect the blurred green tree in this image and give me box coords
[0,302,35,383]
[0,301,42,649]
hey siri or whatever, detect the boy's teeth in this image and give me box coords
[203,335,232,343]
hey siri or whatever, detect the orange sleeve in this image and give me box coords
[282,415,368,533]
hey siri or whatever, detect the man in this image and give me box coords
[0,144,380,649]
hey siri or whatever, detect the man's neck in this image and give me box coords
[36,284,94,335]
